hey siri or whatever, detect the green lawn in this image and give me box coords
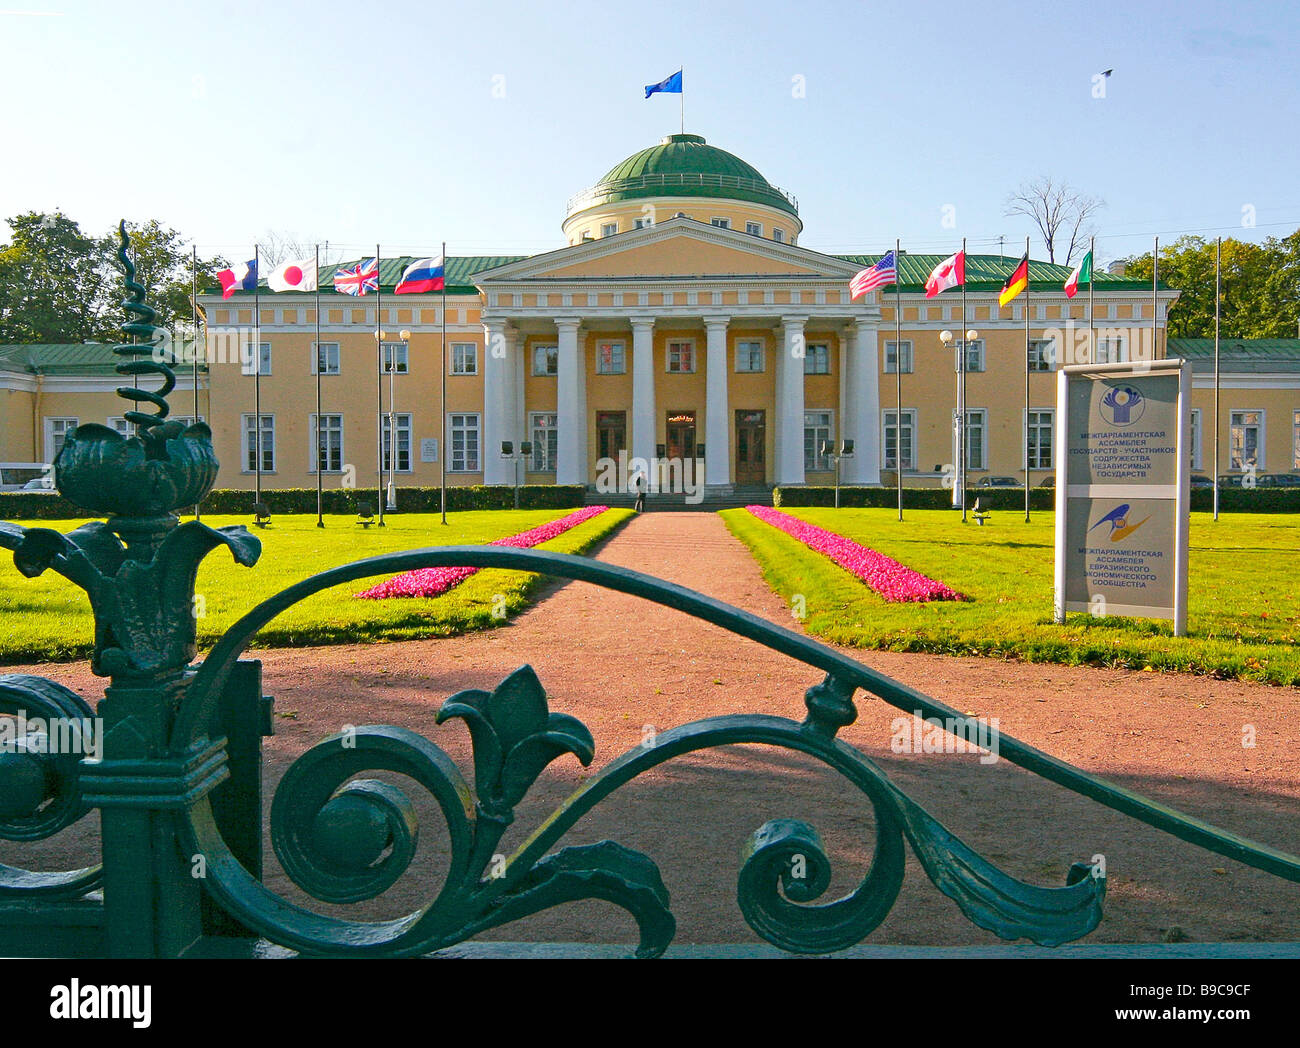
[0,508,633,665]
[721,507,1300,686]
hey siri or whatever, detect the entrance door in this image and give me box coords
[596,411,626,464]
[665,410,697,489]
[735,409,766,485]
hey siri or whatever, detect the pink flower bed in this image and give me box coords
[356,506,610,600]
[746,506,965,603]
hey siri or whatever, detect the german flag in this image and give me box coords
[998,253,1029,307]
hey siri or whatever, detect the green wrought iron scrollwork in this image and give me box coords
[171,545,1300,958]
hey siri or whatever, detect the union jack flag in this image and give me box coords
[333,257,379,296]
[849,250,897,299]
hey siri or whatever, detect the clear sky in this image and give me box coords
[2,0,1297,267]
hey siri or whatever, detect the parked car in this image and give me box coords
[1037,475,1056,488]
[0,463,50,492]
[1218,474,1246,488]
[976,476,1021,488]
[1258,473,1300,488]
[22,475,56,492]
[1189,474,1215,489]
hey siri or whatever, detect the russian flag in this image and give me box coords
[395,256,445,295]
[217,259,258,299]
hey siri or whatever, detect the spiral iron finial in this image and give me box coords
[112,220,174,432]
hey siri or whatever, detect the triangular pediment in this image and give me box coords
[473,218,861,283]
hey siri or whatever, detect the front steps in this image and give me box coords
[587,487,772,512]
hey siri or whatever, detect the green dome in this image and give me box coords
[566,134,799,219]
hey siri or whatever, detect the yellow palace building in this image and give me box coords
[4,133,1297,496]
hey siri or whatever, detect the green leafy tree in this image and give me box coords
[114,219,228,341]
[0,211,111,343]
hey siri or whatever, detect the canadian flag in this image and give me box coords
[924,250,965,298]
[267,257,318,293]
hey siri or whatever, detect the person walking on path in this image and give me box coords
[633,469,647,513]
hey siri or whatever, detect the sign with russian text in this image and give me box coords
[1054,360,1190,634]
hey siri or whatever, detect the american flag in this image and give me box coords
[849,250,897,299]
[333,257,379,296]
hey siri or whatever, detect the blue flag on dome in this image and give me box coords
[644,70,683,98]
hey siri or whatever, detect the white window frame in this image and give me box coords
[381,341,408,375]
[804,343,831,375]
[310,413,344,474]
[533,344,558,376]
[745,221,762,236]
[449,413,481,473]
[1189,408,1202,471]
[311,342,340,376]
[1095,335,1128,364]
[1293,409,1300,470]
[382,413,413,473]
[666,340,696,374]
[44,417,78,462]
[600,221,618,238]
[1028,338,1056,372]
[884,340,914,374]
[803,410,834,472]
[956,339,985,373]
[772,228,785,243]
[530,412,558,472]
[966,409,988,471]
[1026,409,1054,470]
[596,340,626,375]
[241,413,275,473]
[1230,410,1264,471]
[241,341,272,376]
[106,416,132,438]
[882,409,917,471]
[710,217,731,229]
[735,340,764,373]
[451,342,478,375]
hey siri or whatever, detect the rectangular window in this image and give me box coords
[242,414,275,473]
[956,339,985,373]
[45,417,78,462]
[735,340,764,373]
[966,409,987,471]
[667,340,696,373]
[241,341,272,376]
[533,344,558,376]
[382,413,412,473]
[745,221,762,236]
[1230,410,1263,470]
[633,218,649,230]
[1189,409,1201,471]
[1028,339,1056,372]
[312,342,340,375]
[1294,410,1300,470]
[804,343,830,375]
[882,410,916,471]
[530,413,558,472]
[451,343,478,375]
[804,411,833,472]
[1096,336,1127,364]
[772,228,785,243]
[884,340,913,374]
[382,342,408,374]
[1027,410,1054,469]
[106,417,132,438]
[311,413,344,473]
[596,341,626,375]
[711,217,731,229]
[449,413,480,472]
[600,222,618,238]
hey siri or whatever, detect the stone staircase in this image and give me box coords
[587,487,773,512]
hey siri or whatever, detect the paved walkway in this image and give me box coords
[6,510,1299,948]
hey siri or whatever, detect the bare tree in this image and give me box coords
[258,230,338,268]
[1004,177,1105,264]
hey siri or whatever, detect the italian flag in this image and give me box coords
[1064,251,1093,298]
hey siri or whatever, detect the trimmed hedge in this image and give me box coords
[0,485,587,520]
[773,485,1300,513]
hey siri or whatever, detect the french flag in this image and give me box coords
[394,256,445,295]
[217,259,258,299]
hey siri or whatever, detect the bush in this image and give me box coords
[773,485,1300,513]
[0,485,588,520]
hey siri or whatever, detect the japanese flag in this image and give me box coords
[267,257,318,293]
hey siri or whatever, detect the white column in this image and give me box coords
[483,319,511,485]
[842,322,882,485]
[777,315,807,486]
[630,316,656,469]
[575,328,588,481]
[704,315,731,489]
[555,317,583,485]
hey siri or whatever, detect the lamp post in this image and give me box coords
[941,328,978,522]
[819,439,854,509]
[501,440,532,509]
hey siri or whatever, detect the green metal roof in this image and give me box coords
[0,343,207,376]
[566,134,799,219]
[208,255,527,298]
[835,252,1168,292]
[1168,338,1300,374]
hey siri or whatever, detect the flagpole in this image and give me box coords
[895,239,904,522]
[315,244,324,529]
[960,236,967,523]
[191,244,201,521]
[376,242,385,527]
[1087,235,1095,365]
[1024,235,1031,523]
[680,65,685,134]
[1213,236,1221,521]
[1152,234,1159,364]
[441,240,448,526]
[254,244,262,512]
